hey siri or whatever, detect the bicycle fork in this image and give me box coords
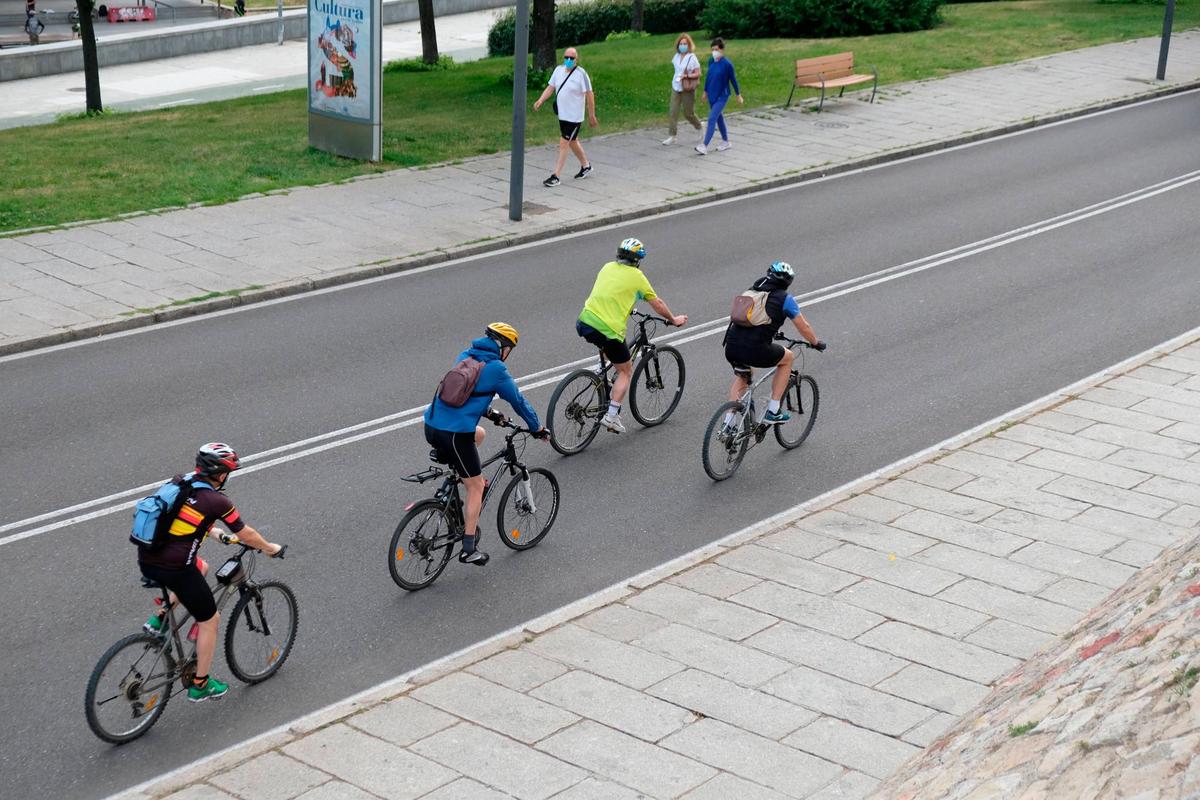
[514,469,539,515]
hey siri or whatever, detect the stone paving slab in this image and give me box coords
[115,327,1200,800]
[6,32,1200,356]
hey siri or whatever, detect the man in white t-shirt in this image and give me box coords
[533,47,598,187]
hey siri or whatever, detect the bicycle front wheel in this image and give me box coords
[225,580,299,684]
[629,345,686,427]
[775,375,820,450]
[702,401,751,481]
[389,500,456,591]
[497,468,560,550]
[548,368,605,455]
[85,633,176,745]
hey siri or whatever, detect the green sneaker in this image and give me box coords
[187,676,229,703]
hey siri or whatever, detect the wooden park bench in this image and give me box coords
[785,51,877,111]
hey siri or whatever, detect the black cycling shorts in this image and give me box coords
[559,119,583,141]
[139,562,217,623]
[725,339,785,378]
[576,320,631,364]
[425,424,482,479]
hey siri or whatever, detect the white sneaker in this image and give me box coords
[600,414,626,434]
[716,140,732,152]
[694,143,707,155]
[661,136,676,145]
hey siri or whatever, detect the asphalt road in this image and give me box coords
[1,93,1198,799]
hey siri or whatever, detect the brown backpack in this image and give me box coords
[436,357,484,407]
[729,290,772,327]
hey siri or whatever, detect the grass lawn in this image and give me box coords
[2,0,1196,233]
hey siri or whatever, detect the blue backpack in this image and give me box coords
[130,474,213,551]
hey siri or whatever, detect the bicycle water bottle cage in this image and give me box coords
[215,557,244,585]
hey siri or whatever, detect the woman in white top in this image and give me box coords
[663,33,702,146]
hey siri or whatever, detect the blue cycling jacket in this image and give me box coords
[424,337,541,433]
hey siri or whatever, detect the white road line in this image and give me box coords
[111,318,1200,800]
[4,87,1197,365]
[2,169,1196,546]
[156,98,197,108]
[253,84,286,92]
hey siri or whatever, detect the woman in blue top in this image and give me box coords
[695,37,744,155]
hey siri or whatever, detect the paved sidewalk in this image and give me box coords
[114,332,1200,800]
[3,31,1200,355]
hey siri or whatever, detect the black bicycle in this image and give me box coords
[85,542,297,744]
[702,334,821,481]
[389,421,560,591]
[547,311,686,455]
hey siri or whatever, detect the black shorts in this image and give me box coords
[559,119,583,141]
[576,320,631,364]
[725,339,785,379]
[425,424,482,478]
[139,562,217,622]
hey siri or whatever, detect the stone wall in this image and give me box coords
[873,535,1200,799]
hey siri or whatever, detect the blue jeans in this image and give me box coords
[704,96,729,146]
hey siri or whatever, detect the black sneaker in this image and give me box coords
[543,174,561,187]
[459,549,490,566]
[574,164,592,179]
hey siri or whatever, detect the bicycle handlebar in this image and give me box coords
[630,310,673,327]
[774,333,823,350]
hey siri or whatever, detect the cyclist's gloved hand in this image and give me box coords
[814,340,827,352]
[266,543,285,558]
[218,531,239,545]
[533,427,551,441]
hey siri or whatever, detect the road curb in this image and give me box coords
[110,322,1200,800]
[6,78,1200,360]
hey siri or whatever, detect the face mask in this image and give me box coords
[712,50,723,60]
[564,57,575,68]
[678,43,689,54]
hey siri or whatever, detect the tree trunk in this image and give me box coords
[631,0,644,32]
[417,0,438,64]
[531,0,555,71]
[76,0,102,113]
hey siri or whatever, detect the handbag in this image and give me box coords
[552,67,577,116]
[679,54,701,91]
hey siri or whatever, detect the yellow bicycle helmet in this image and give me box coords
[485,322,520,348]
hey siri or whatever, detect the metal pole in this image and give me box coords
[1156,0,1176,81]
[277,0,284,45]
[509,0,530,222]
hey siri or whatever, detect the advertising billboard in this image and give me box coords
[308,0,381,160]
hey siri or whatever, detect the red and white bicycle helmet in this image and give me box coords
[195,442,241,477]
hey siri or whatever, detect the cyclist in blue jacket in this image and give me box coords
[424,323,547,566]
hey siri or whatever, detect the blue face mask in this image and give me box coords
[678,43,688,54]
[564,57,575,68]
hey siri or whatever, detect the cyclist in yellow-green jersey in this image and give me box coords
[575,237,688,433]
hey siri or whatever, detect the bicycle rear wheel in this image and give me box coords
[225,580,299,684]
[702,401,751,481]
[629,345,686,427]
[774,375,820,449]
[548,368,606,455]
[389,500,455,591]
[85,633,176,744]
[497,468,560,550]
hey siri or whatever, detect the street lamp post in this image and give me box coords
[509,0,530,222]
[1156,0,1176,81]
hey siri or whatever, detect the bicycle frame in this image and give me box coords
[590,311,666,389]
[729,338,811,445]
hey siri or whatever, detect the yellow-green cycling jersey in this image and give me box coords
[578,261,658,340]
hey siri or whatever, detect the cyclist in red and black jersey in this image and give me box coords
[139,443,283,703]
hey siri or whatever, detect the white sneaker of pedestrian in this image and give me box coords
[716,140,732,151]
[694,143,708,155]
[662,136,676,145]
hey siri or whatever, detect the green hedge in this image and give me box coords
[700,0,943,38]
[488,0,707,57]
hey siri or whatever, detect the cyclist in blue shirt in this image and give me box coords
[424,323,547,566]
[723,262,826,425]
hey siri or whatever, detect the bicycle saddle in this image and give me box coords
[428,448,449,465]
[140,576,163,590]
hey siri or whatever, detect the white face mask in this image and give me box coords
[712,50,723,60]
